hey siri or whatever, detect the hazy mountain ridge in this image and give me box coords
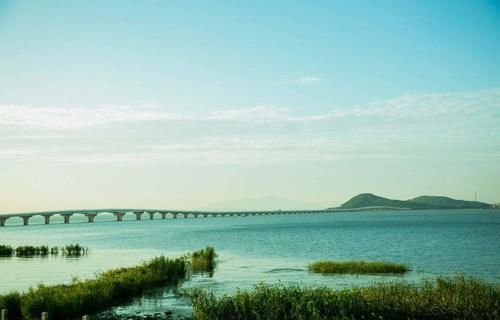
[340,193,492,209]
[199,196,324,211]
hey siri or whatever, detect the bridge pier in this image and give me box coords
[134,211,143,220]
[42,214,53,224]
[193,213,198,218]
[172,213,177,219]
[113,212,125,221]
[161,212,167,219]
[183,213,189,219]
[61,214,73,224]
[212,213,218,217]
[85,213,97,223]
[22,216,32,226]
[0,217,8,227]
[149,212,155,220]
[203,213,208,218]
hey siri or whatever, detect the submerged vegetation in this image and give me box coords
[0,248,218,319]
[309,260,409,274]
[191,275,500,320]
[0,244,87,257]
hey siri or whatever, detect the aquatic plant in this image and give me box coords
[191,275,500,320]
[61,244,87,256]
[309,260,409,274]
[0,245,14,257]
[189,246,217,275]
[0,244,88,258]
[18,256,187,319]
[15,246,50,257]
[0,248,218,319]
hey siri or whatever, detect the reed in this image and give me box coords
[19,256,186,319]
[61,244,87,256]
[0,248,219,319]
[309,260,409,274]
[0,244,88,258]
[191,275,500,320]
[0,292,22,318]
[0,245,14,257]
[15,246,50,257]
[190,246,217,274]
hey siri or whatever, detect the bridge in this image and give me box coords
[0,206,407,227]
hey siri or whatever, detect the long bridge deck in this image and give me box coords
[0,207,408,227]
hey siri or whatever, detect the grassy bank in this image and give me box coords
[0,252,199,319]
[309,260,409,274]
[191,275,499,320]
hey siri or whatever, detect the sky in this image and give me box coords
[0,0,499,212]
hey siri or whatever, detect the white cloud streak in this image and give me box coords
[1,88,499,164]
[275,76,323,86]
[0,88,498,130]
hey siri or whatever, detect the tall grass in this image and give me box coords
[15,246,50,257]
[190,246,217,275]
[0,248,217,319]
[0,292,22,318]
[191,275,500,320]
[0,255,189,319]
[309,260,409,274]
[61,244,87,256]
[0,244,88,257]
[0,245,14,257]
[20,256,186,319]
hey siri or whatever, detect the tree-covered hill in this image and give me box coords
[339,193,491,209]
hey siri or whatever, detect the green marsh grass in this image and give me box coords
[309,260,409,274]
[0,248,217,319]
[19,256,186,319]
[191,275,500,320]
[0,245,14,257]
[190,246,217,275]
[61,244,87,256]
[0,244,88,258]
[15,246,50,257]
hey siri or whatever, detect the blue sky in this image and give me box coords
[0,1,499,211]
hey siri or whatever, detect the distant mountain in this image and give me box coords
[199,196,323,211]
[339,193,491,210]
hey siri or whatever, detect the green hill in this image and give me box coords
[408,195,490,209]
[340,193,491,210]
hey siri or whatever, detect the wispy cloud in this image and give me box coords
[293,76,323,85]
[275,76,323,86]
[1,88,498,130]
[1,88,499,165]
[0,149,35,159]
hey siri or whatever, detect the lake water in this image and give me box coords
[0,210,499,317]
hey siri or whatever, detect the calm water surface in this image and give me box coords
[0,210,499,316]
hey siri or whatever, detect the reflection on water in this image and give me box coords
[0,210,499,317]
